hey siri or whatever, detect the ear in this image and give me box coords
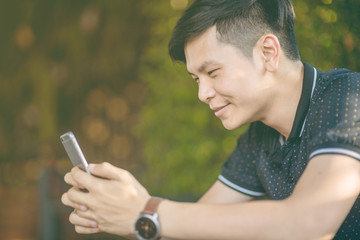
[259,34,280,72]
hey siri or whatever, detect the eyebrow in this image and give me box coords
[187,60,219,76]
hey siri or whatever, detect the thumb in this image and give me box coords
[88,162,125,181]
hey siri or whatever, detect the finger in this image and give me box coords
[62,188,90,210]
[64,172,74,185]
[64,172,82,188]
[88,162,129,181]
[76,208,96,220]
[61,192,74,208]
[61,192,87,210]
[74,225,100,234]
[70,166,96,191]
[69,211,98,228]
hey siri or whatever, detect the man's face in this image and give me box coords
[184,26,271,130]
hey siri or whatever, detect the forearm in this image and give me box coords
[159,199,294,240]
[197,181,253,204]
[157,155,360,240]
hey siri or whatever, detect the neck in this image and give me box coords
[262,60,304,139]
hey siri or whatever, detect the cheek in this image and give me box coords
[216,67,261,99]
[215,72,241,95]
[220,77,254,99]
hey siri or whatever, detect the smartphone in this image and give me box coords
[60,131,91,174]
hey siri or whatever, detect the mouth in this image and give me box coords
[211,103,230,117]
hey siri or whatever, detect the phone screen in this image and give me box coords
[60,131,91,174]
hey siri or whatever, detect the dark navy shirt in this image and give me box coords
[219,62,360,239]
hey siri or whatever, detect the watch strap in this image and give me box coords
[143,197,164,215]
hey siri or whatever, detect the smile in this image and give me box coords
[212,104,230,117]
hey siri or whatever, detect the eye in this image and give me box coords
[190,74,199,83]
[208,68,219,77]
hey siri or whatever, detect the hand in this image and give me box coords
[61,162,151,236]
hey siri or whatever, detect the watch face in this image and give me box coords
[135,216,158,239]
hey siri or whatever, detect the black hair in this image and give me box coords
[168,0,301,63]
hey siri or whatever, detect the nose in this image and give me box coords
[198,78,216,103]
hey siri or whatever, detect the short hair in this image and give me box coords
[168,0,301,63]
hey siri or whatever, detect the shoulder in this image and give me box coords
[311,68,360,109]
[316,68,360,94]
[321,67,359,80]
[308,67,360,122]
[304,67,360,159]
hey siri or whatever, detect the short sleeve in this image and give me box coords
[219,123,266,197]
[307,70,360,160]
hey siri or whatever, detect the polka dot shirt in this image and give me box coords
[219,62,360,239]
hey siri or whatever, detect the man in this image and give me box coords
[61,0,360,239]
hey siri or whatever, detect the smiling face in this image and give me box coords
[185,26,274,130]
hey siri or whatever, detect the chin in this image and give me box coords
[221,120,242,131]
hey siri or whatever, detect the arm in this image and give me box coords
[61,165,252,238]
[159,154,360,239]
[62,154,359,239]
[198,180,253,204]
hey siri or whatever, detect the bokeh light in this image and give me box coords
[14,24,35,50]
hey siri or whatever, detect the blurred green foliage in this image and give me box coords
[0,0,359,201]
[294,0,360,71]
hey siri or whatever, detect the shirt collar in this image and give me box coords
[288,62,318,140]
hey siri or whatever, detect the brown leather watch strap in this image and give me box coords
[143,197,164,215]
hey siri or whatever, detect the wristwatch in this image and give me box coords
[134,197,165,240]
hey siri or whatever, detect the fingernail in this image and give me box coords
[90,221,98,228]
[79,205,87,211]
